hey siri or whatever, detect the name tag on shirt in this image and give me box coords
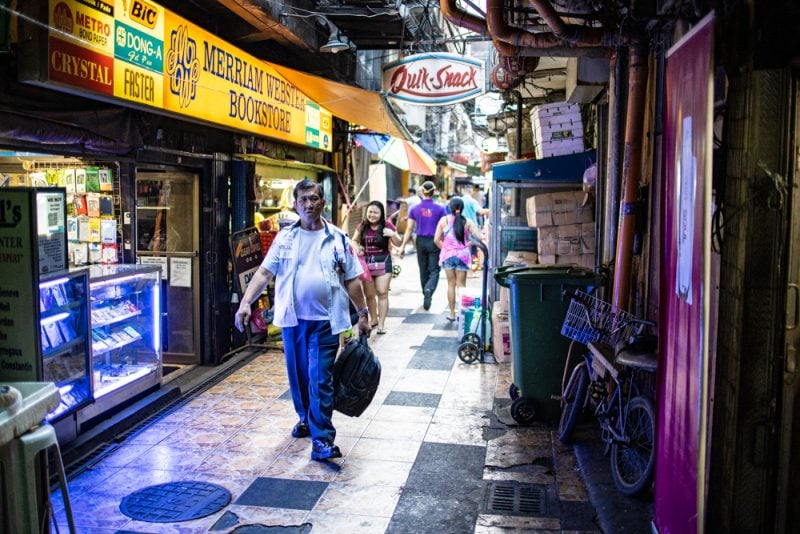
[278,241,293,259]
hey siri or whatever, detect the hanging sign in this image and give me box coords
[382,53,485,106]
[22,0,333,151]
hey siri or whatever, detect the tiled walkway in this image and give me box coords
[51,255,599,533]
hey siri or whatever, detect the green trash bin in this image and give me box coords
[495,265,602,424]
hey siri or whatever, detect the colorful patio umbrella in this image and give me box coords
[354,133,390,154]
[377,137,437,175]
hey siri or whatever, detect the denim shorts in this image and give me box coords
[442,256,469,272]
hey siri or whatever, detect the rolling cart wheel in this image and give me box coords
[509,384,520,400]
[392,264,401,278]
[458,342,480,364]
[510,396,536,425]
[461,333,481,346]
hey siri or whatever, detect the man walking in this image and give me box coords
[235,179,370,461]
[398,180,446,310]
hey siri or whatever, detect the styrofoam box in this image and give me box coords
[532,111,582,129]
[531,102,581,121]
[535,137,585,159]
[533,118,584,142]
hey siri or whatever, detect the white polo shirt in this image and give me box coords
[261,220,363,335]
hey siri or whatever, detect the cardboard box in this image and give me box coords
[580,222,595,253]
[526,191,593,227]
[538,253,595,270]
[491,308,512,363]
[537,223,595,256]
[495,286,510,315]
[504,250,538,266]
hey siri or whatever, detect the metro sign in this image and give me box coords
[382,53,484,106]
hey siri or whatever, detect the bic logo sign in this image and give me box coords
[127,0,158,29]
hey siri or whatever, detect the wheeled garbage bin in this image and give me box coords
[495,265,601,424]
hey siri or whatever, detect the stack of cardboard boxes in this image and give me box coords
[526,190,595,269]
[530,102,585,159]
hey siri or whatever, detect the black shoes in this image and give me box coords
[291,421,310,438]
[311,439,342,461]
[423,288,432,311]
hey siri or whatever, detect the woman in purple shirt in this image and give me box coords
[352,201,401,334]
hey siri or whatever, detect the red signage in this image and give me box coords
[382,52,484,106]
[48,35,114,95]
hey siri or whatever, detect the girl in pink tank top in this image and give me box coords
[434,198,479,320]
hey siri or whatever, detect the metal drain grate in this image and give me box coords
[120,481,231,522]
[485,482,547,516]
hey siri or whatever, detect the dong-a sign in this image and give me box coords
[382,53,484,106]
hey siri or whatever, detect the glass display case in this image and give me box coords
[39,269,92,421]
[86,264,162,404]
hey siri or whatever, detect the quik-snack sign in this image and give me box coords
[382,53,484,106]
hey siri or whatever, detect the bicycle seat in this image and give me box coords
[615,348,658,373]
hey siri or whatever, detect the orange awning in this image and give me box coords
[271,63,411,140]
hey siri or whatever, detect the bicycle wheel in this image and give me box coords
[558,364,589,443]
[610,395,656,496]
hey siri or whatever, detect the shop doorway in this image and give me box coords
[135,171,200,365]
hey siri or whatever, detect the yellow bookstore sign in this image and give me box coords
[36,0,332,150]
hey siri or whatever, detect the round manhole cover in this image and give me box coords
[120,481,231,522]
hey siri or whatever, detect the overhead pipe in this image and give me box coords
[441,0,539,90]
[485,0,608,57]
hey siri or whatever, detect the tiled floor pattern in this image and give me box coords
[50,256,599,533]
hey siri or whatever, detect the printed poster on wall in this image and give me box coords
[169,257,191,287]
[656,12,714,534]
[229,227,263,294]
[35,191,67,275]
[138,255,168,280]
[0,190,39,380]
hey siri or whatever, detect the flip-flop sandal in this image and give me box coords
[376,328,387,334]
[446,316,456,322]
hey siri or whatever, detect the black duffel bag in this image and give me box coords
[333,336,381,417]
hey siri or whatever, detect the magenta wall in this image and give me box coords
[656,14,714,534]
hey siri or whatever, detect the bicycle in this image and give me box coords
[557,289,658,497]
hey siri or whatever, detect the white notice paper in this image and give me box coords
[676,116,695,304]
[170,257,192,288]
[138,256,168,281]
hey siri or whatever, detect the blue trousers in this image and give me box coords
[282,320,339,442]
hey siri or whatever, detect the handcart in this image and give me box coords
[458,236,492,364]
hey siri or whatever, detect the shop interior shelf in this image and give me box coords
[43,337,87,361]
[92,309,142,329]
[92,332,143,357]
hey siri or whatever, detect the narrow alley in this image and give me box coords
[49,254,650,533]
